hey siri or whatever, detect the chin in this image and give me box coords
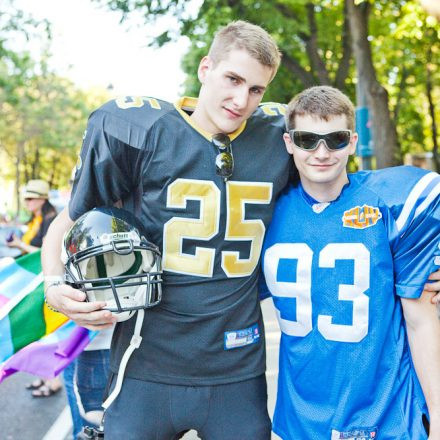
[307,173,337,184]
[215,118,242,134]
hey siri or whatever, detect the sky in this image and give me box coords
[14,0,193,102]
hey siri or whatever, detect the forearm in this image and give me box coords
[41,207,74,277]
[402,293,440,434]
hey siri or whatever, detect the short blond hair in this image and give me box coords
[285,86,355,131]
[209,21,281,80]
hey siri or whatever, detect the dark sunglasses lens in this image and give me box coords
[212,133,231,151]
[326,131,351,150]
[216,152,233,178]
[293,131,320,150]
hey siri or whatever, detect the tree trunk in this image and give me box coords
[346,0,400,168]
[15,142,23,219]
[426,45,439,172]
[281,51,316,88]
[334,1,352,90]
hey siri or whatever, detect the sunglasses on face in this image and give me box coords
[289,130,352,151]
[212,133,234,181]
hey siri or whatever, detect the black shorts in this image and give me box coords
[104,374,271,440]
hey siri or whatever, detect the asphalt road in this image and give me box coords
[0,299,281,440]
[0,371,68,439]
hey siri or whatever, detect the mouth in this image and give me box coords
[223,107,242,119]
[310,163,335,169]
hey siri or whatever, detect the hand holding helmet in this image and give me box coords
[62,207,163,322]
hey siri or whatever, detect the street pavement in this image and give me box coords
[0,298,281,440]
[0,371,68,439]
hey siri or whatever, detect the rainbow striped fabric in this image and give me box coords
[0,251,95,382]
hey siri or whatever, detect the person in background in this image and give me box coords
[7,179,57,255]
[7,179,63,398]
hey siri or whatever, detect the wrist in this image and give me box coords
[43,275,65,313]
[44,275,64,284]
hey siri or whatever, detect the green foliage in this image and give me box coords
[94,0,440,167]
[0,1,111,206]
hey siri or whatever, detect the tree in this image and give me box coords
[346,0,400,168]
[84,1,440,169]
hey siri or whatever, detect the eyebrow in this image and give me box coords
[225,71,267,92]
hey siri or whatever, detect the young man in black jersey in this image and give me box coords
[43,21,286,440]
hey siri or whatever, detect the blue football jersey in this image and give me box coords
[261,166,440,439]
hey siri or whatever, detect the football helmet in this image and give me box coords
[62,207,162,322]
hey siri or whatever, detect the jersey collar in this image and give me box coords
[174,97,247,142]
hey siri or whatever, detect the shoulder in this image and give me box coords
[89,96,175,133]
[353,166,439,202]
[83,96,176,150]
[272,183,300,218]
[248,102,286,130]
[351,166,440,230]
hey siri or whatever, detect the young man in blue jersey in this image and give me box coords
[41,21,289,440]
[262,86,440,439]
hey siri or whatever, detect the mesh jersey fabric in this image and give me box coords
[261,166,440,439]
[69,97,292,385]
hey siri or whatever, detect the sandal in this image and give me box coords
[31,383,62,398]
[25,378,45,390]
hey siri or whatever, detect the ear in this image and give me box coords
[348,132,359,156]
[198,56,213,83]
[283,132,295,155]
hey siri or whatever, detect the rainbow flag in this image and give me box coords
[0,251,95,382]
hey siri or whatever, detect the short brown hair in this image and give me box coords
[209,21,281,81]
[285,86,355,131]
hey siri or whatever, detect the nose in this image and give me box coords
[232,86,249,110]
[314,140,330,159]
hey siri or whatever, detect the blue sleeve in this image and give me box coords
[391,171,440,298]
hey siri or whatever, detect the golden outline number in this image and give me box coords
[163,179,220,277]
[260,102,286,116]
[163,179,273,277]
[115,96,161,110]
[223,182,273,277]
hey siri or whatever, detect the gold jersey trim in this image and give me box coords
[174,97,247,141]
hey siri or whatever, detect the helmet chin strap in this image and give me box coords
[100,308,145,419]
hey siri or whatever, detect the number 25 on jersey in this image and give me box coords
[163,179,273,278]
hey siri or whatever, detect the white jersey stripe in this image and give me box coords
[413,181,440,222]
[396,172,438,232]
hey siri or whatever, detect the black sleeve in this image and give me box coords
[69,111,146,221]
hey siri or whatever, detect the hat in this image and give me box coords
[22,180,50,199]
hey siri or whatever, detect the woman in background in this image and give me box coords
[7,179,57,254]
[7,179,62,397]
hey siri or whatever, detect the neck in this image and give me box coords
[300,173,349,203]
[189,106,207,130]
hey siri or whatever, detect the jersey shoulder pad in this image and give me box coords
[354,166,440,232]
[87,96,175,148]
[250,102,286,129]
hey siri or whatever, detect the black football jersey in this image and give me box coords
[70,96,292,385]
